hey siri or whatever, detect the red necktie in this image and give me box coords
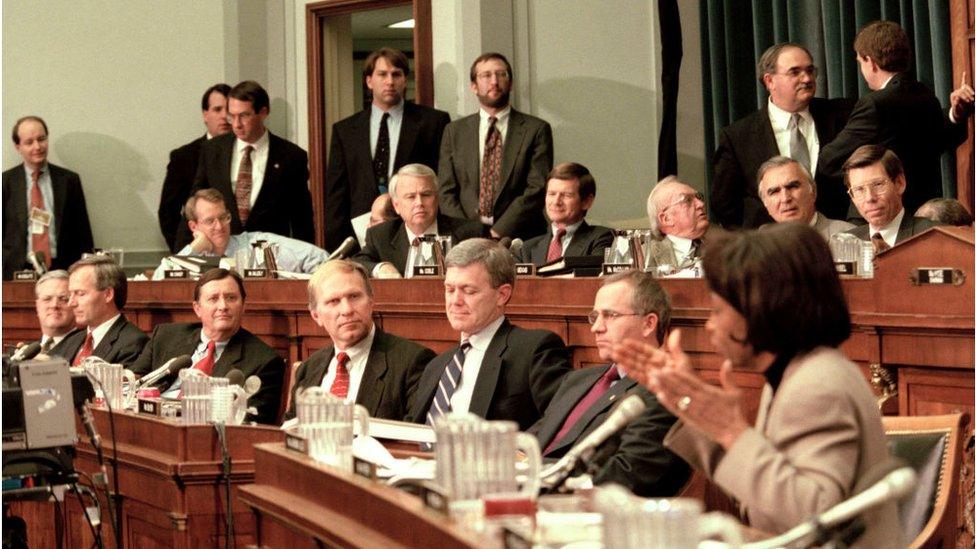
[29,169,52,267]
[480,117,501,219]
[72,331,94,366]
[544,366,620,455]
[330,352,350,398]
[546,228,567,262]
[193,340,216,376]
[235,145,254,224]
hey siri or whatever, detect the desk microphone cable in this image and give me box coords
[214,421,235,549]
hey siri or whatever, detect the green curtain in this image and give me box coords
[699,0,957,202]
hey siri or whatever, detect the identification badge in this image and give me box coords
[29,207,51,227]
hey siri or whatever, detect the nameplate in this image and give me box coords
[244,268,270,278]
[284,432,309,454]
[138,398,162,416]
[515,263,535,276]
[602,263,632,275]
[352,457,377,480]
[163,269,189,279]
[413,265,441,277]
[13,271,38,281]
[422,484,449,514]
[910,267,965,286]
[834,261,856,276]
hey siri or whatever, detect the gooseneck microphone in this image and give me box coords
[135,355,193,389]
[327,237,358,261]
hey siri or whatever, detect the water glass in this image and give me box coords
[296,387,369,472]
[85,361,135,410]
[210,383,247,425]
[181,370,214,424]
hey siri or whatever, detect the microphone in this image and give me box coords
[327,236,358,261]
[540,394,646,491]
[509,238,524,258]
[497,236,512,248]
[11,341,42,362]
[225,368,245,387]
[243,375,261,398]
[135,355,193,389]
[749,460,917,549]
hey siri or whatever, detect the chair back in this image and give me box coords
[883,413,968,548]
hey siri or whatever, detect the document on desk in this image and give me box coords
[353,436,435,481]
[356,417,436,444]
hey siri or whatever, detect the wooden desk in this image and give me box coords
[7,409,284,548]
[238,442,494,548]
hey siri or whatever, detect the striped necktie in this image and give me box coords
[425,340,472,426]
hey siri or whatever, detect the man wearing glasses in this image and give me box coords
[527,270,689,497]
[187,80,314,244]
[152,189,328,279]
[842,145,938,251]
[712,43,854,228]
[645,176,712,275]
[437,52,554,241]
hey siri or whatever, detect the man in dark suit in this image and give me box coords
[32,270,78,355]
[517,162,614,266]
[2,116,94,280]
[158,83,231,252]
[712,43,854,227]
[188,80,313,244]
[842,145,938,250]
[56,256,147,368]
[528,270,688,497]
[283,260,435,422]
[438,52,554,241]
[405,239,571,431]
[131,268,285,424]
[324,48,451,251]
[818,21,974,219]
[353,163,484,277]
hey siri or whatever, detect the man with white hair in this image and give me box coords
[757,156,853,240]
[353,163,484,278]
[645,176,711,273]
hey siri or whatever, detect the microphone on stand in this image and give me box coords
[134,355,193,390]
[327,237,358,261]
[10,341,42,362]
[540,394,646,492]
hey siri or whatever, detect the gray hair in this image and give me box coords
[757,43,813,86]
[756,156,816,194]
[601,269,672,345]
[35,269,69,296]
[444,238,515,289]
[68,255,127,310]
[389,163,437,198]
[646,175,684,239]
[915,198,974,226]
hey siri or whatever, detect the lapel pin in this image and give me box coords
[274,163,280,169]
[608,394,617,402]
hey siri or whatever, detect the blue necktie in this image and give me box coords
[425,340,472,426]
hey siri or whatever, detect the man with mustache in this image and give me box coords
[711,43,854,227]
[324,48,451,251]
[437,52,554,241]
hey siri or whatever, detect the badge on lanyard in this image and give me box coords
[30,207,51,234]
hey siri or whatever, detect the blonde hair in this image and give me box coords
[307,259,372,306]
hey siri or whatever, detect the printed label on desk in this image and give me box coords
[244,269,269,278]
[515,264,535,276]
[138,398,161,416]
[13,271,38,281]
[163,269,188,279]
[352,457,376,480]
[284,432,309,454]
[834,261,856,276]
[414,265,441,277]
[602,263,631,275]
[911,267,964,286]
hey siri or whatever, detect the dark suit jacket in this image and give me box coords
[437,109,553,239]
[405,319,571,431]
[2,163,95,280]
[158,135,205,252]
[844,212,939,245]
[517,221,615,266]
[712,97,854,227]
[55,315,148,369]
[323,102,451,251]
[818,74,969,218]
[528,365,689,497]
[352,214,485,274]
[130,322,285,425]
[283,328,436,422]
[187,132,313,244]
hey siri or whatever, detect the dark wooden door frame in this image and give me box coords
[305,0,433,248]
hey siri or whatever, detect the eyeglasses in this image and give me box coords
[661,192,704,213]
[847,180,892,200]
[476,70,510,81]
[198,213,232,227]
[774,66,818,78]
[587,310,641,325]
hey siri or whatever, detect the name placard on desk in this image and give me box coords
[163,269,189,279]
[12,271,38,281]
[602,263,631,275]
[244,268,270,279]
[834,261,856,276]
[515,264,535,276]
[413,265,441,277]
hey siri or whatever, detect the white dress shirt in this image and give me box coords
[449,315,506,414]
[230,130,270,207]
[370,101,404,178]
[550,220,583,256]
[870,208,905,249]
[665,234,696,264]
[88,314,121,350]
[767,98,819,174]
[319,324,377,404]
